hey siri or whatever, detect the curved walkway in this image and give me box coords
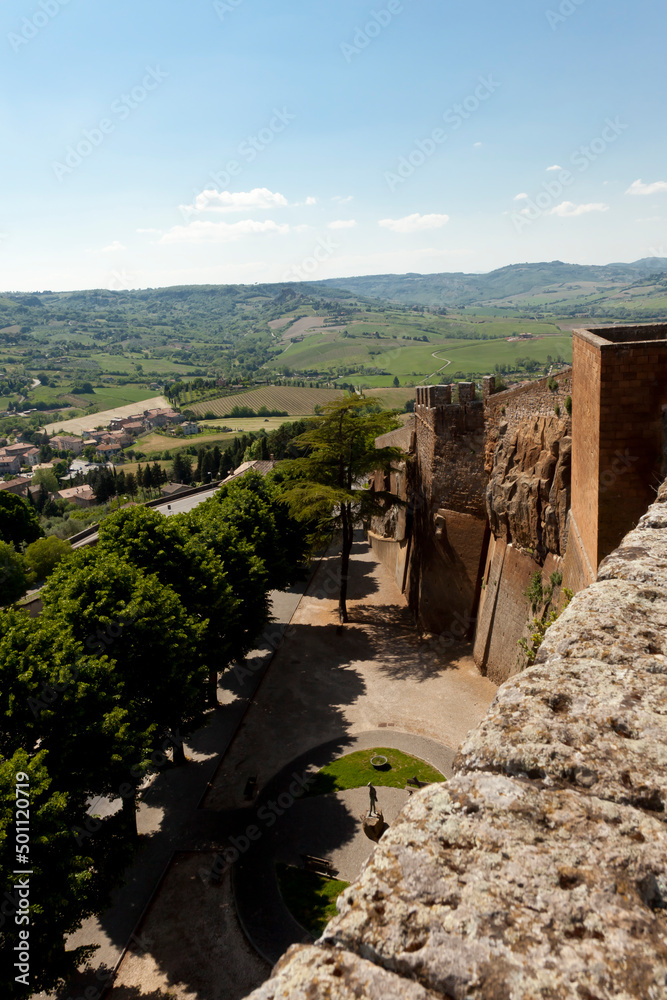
[233,730,454,965]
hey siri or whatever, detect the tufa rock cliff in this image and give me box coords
[486,413,571,558]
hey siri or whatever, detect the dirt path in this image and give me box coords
[418,350,452,385]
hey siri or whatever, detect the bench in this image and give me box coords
[406,776,431,793]
[301,854,338,877]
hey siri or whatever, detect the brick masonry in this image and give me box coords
[568,325,667,583]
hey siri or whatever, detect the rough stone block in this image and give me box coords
[322,775,667,1000]
[245,944,441,1000]
[456,612,667,814]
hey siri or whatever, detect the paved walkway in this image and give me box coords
[205,535,496,812]
[233,729,456,964]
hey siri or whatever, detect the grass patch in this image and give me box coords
[276,864,349,937]
[307,747,445,796]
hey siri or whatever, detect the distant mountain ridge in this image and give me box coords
[314,258,667,308]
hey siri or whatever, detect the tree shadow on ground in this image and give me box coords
[305,539,381,605]
[350,601,472,681]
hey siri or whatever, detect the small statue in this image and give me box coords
[367,782,378,817]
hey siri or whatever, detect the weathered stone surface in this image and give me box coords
[245,943,440,1000]
[535,578,667,672]
[597,509,667,587]
[455,650,667,813]
[486,415,571,556]
[322,775,667,1000]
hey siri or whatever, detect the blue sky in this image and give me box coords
[1,0,666,291]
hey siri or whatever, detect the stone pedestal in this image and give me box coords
[362,811,385,843]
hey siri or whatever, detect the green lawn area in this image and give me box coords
[84,384,162,411]
[276,864,349,937]
[307,747,445,797]
[90,354,199,376]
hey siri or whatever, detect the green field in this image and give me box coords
[90,354,198,376]
[264,312,572,384]
[344,334,573,386]
[189,385,343,418]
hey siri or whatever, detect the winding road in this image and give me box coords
[417,350,452,385]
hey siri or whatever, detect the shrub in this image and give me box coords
[518,589,573,666]
[564,395,572,415]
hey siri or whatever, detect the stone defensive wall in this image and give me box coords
[244,476,667,1000]
[408,381,488,635]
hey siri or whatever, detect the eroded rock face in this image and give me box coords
[486,415,571,556]
[322,776,667,1000]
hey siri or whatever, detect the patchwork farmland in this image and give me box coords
[188,385,344,417]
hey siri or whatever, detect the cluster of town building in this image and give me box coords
[0,406,198,509]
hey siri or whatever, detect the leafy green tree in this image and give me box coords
[280,398,403,622]
[171,453,192,484]
[0,607,154,866]
[392,375,400,387]
[24,536,72,583]
[211,470,307,591]
[0,750,99,996]
[0,540,27,605]
[97,506,237,705]
[42,551,208,789]
[0,492,41,547]
[125,472,137,497]
[31,468,59,494]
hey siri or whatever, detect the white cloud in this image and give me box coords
[636,216,664,222]
[473,142,483,148]
[332,195,353,204]
[548,201,609,217]
[182,188,289,214]
[305,196,317,206]
[378,213,450,233]
[514,192,529,201]
[626,178,667,196]
[87,240,126,254]
[546,164,563,171]
[159,219,290,245]
[328,219,357,230]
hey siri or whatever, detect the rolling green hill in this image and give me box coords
[313,258,667,317]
